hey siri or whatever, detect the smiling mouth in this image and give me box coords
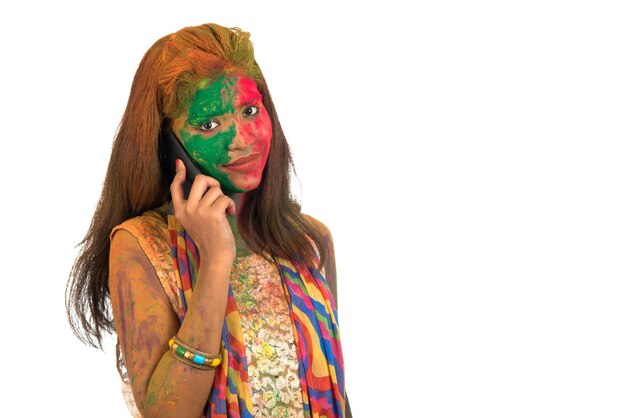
[223,153,260,171]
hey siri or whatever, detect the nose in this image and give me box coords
[228,122,251,150]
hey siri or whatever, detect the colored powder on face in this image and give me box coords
[179,75,242,192]
[187,76,236,125]
[175,74,271,194]
[178,125,239,192]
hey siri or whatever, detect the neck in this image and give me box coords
[227,192,252,257]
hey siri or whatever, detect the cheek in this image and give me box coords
[183,127,235,165]
[247,111,272,149]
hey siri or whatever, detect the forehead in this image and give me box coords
[195,75,260,103]
[186,76,261,123]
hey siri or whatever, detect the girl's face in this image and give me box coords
[171,75,272,193]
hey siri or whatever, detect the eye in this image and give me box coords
[243,106,259,117]
[200,119,220,131]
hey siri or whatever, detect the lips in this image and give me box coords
[223,153,260,172]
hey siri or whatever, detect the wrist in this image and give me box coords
[199,252,235,269]
[194,259,232,288]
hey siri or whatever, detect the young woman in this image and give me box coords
[66,23,349,417]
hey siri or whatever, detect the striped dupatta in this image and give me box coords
[167,205,346,417]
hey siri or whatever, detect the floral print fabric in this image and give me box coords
[230,254,304,418]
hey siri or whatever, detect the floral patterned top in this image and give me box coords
[230,253,305,418]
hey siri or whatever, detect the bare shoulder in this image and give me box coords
[109,228,165,289]
[109,228,146,266]
[109,228,176,320]
[109,228,178,338]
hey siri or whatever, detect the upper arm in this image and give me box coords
[303,214,338,306]
[109,229,180,409]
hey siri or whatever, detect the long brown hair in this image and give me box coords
[66,23,326,348]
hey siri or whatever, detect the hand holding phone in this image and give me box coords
[161,122,236,249]
[164,127,237,264]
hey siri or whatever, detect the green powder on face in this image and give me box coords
[176,75,258,194]
[187,76,236,126]
[178,125,240,193]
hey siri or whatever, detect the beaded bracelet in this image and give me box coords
[168,336,222,370]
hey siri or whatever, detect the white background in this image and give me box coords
[1,1,625,417]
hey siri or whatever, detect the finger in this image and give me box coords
[212,195,237,216]
[187,174,222,205]
[227,199,236,216]
[198,186,226,210]
[170,159,186,210]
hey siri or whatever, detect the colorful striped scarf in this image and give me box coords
[167,205,345,417]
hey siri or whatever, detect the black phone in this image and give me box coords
[160,125,201,198]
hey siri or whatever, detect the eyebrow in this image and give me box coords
[239,99,261,110]
[187,98,261,125]
[237,92,263,107]
[187,109,224,125]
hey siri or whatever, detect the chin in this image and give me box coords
[232,177,262,193]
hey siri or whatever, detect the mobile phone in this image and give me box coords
[160,125,201,198]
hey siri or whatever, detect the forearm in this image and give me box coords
[139,263,230,418]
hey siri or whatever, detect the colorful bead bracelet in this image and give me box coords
[168,336,221,370]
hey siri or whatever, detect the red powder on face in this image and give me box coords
[235,77,264,107]
[226,76,272,189]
